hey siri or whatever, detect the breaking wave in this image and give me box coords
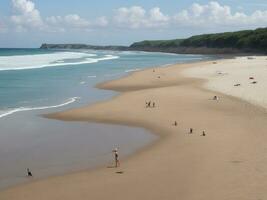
[0,97,80,119]
[0,52,119,71]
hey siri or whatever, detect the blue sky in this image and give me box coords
[0,0,267,47]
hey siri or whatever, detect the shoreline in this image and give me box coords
[1,57,267,199]
[0,52,209,191]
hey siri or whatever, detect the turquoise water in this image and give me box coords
[0,49,209,117]
[0,49,212,189]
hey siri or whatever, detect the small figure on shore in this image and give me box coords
[27,168,33,177]
[158,76,160,79]
[201,131,206,136]
[152,102,155,107]
[213,95,219,101]
[112,148,120,168]
[173,121,178,126]
[146,101,151,108]
[153,69,155,72]
[189,128,193,134]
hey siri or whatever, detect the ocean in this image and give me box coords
[0,48,211,189]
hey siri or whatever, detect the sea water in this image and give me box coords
[0,48,211,189]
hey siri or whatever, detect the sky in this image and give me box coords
[0,0,267,47]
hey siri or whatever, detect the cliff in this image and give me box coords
[40,43,129,51]
[40,27,267,54]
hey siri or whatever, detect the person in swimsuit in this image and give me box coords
[113,148,120,168]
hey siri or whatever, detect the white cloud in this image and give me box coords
[46,15,109,32]
[94,16,109,27]
[173,1,267,28]
[64,14,90,28]
[10,0,108,32]
[111,2,266,30]
[147,7,169,27]
[114,6,146,29]
[10,0,44,30]
[46,14,90,29]
[113,6,169,29]
[5,1,267,33]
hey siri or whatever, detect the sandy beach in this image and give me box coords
[1,56,267,200]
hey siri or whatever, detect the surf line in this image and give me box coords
[0,97,80,119]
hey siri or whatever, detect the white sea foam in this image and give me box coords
[104,72,123,77]
[96,55,119,61]
[88,75,97,78]
[0,52,119,71]
[118,51,136,55]
[125,68,140,73]
[0,97,80,119]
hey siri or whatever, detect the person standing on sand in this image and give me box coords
[213,96,219,101]
[27,168,33,177]
[190,128,193,134]
[113,148,120,168]
[152,102,155,107]
[202,131,206,136]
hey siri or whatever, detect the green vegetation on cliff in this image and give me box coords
[41,27,267,54]
[130,39,184,48]
[180,28,267,50]
[130,27,267,53]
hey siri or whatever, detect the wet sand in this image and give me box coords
[1,57,267,200]
[0,110,156,190]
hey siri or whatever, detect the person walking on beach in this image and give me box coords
[213,96,219,101]
[113,148,120,168]
[152,102,155,108]
[189,128,193,134]
[27,168,33,177]
[201,130,206,136]
[173,121,177,126]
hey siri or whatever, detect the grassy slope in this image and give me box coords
[130,28,267,53]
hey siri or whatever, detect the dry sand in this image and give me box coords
[1,57,267,200]
[184,56,267,110]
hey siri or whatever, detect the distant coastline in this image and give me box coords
[40,27,267,55]
[40,43,252,55]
